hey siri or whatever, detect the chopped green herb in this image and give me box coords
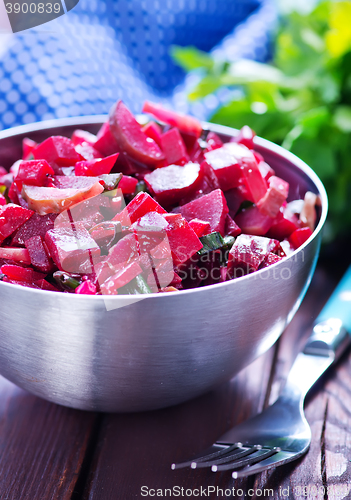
[134,180,147,195]
[118,275,152,295]
[222,236,235,251]
[197,232,225,256]
[53,271,81,291]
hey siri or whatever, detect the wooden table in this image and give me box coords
[0,262,350,500]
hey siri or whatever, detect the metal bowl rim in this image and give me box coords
[0,115,328,300]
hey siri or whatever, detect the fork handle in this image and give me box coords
[281,265,351,400]
[305,264,351,360]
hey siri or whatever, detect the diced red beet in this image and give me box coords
[224,187,246,218]
[188,139,204,164]
[149,237,173,261]
[152,258,175,289]
[22,179,104,215]
[227,234,279,277]
[75,153,119,177]
[71,129,97,147]
[259,252,283,269]
[1,276,40,289]
[94,121,121,157]
[35,279,59,291]
[109,101,165,166]
[179,189,229,237]
[89,221,117,248]
[0,264,45,282]
[0,247,31,264]
[198,160,221,192]
[0,194,6,206]
[266,206,300,240]
[112,151,148,176]
[106,233,140,268]
[170,271,182,286]
[258,161,275,181]
[22,137,37,160]
[1,264,31,281]
[45,222,100,273]
[33,136,82,167]
[257,175,289,218]
[131,211,169,231]
[144,162,203,207]
[143,101,202,138]
[12,213,56,246]
[130,211,169,255]
[223,143,267,203]
[113,192,166,226]
[189,219,211,237]
[0,204,34,243]
[205,131,223,152]
[118,175,138,195]
[220,266,228,282]
[138,252,156,273]
[288,227,313,249]
[178,261,205,288]
[224,214,241,237]
[75,280,97,294]
[198,252,224,287]
[179,160,220,205]
[75,142,102,161]
[25,235,54,273]
[142,121,163,147]
[8,182,20,205]
[15,160,55,186]
[93,260,113,288]
[141,257,159,292]
[232,125,256,150]
[160,127,189,166]
[203,145,243,191]
[235,205,273,236]
[100,260,143,294]
[163,213,203,265]
[56,200,105,231]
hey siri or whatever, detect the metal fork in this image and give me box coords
[172,266,351,478]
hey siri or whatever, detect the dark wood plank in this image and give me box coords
[253,354,351,499]
[253,265,351,498]
[81,336,277,498]
[0,377,97,500]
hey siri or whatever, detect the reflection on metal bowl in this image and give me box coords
[0,117,328,412]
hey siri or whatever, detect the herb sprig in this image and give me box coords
[172,1,351,240]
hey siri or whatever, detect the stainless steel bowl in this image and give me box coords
[0,117,328,412]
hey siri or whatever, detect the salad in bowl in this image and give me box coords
[0,100,321,297]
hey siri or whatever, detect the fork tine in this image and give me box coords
[171,443,241,470]
[212,447,281,472]
[193,445,259,468]
[231,450,298,478]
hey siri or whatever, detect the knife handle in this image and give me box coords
[303,265,351,360]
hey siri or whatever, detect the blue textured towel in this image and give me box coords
[0,0,277,130]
